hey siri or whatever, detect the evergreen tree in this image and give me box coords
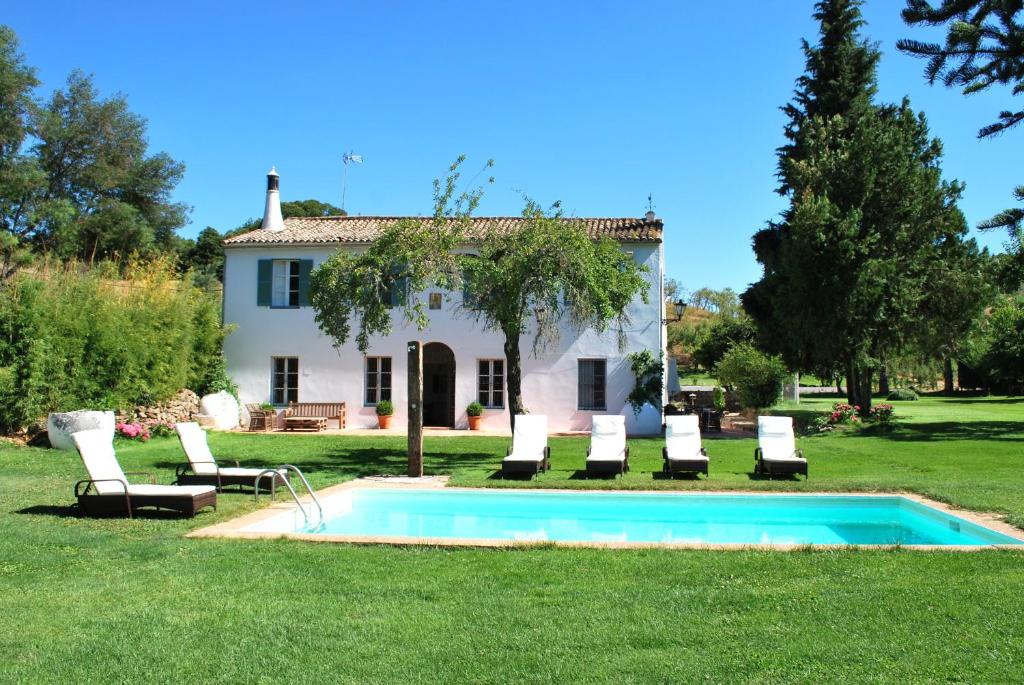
[899,1,1024,285]
[744,0,971,411]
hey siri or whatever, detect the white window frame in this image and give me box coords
[477,359,505,409]
[271,357,299,405]
[365,356,393,406]
[271,260,300,308]
[577,358,607,411]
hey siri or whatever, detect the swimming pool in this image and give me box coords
[238,488,1023,547]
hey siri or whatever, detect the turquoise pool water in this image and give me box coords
[247,489,1023,546]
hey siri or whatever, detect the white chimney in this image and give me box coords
[261,166,285,232]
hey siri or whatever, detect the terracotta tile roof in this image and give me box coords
[223,215,663,246]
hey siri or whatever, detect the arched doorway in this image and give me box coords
[423,342,456,428]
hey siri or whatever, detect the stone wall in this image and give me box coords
[116,389,199,425]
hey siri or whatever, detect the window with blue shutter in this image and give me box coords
[259,259,314,308]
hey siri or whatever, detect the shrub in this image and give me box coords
[712,386,725,411]
[376,399,394,416]
[626,350,663,414]
[715,343,789,410]
[466,401,484,417]
[0,259,228,432]
[887,388,919,401]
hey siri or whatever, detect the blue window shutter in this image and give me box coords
[257,260,273,306]
[297,259,313,306]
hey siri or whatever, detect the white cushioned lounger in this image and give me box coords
[174,422,287,491]
[663,415,709,477]
[71,428,216,517]
[755,416,808,478]
[586,415,628,477]
[501,415,550,477]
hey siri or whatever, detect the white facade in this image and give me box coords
[222,183,666,434]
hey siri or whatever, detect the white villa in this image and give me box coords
[223,169,667,434]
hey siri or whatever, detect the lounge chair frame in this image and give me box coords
[662,446,709,478]
[585,445,630,478]
[174,460,288,493]
[754,447,808,479]
[501,445,551,478]
[74,473,217,518]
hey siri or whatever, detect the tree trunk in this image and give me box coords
[878,366,889,396]
[503,330,524,433]
[847,363,873,414]
[943,357,955,395]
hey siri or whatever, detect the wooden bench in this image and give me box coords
[283,402,346,431]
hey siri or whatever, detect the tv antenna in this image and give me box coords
[342,150,363,212]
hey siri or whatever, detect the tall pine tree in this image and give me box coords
[743,0,973,411]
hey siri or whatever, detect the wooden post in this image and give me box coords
[407,340,423,477]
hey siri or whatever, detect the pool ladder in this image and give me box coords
[254,464,324,529]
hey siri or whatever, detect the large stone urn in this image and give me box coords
[47,410,115,450]
[624,402,663,436]
[196,392,240,430]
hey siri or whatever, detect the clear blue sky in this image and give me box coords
[5,1,1019,293]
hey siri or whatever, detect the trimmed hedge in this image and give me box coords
[0,259,228,432]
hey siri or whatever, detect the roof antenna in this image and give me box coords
[341,150,363,213]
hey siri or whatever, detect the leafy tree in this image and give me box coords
[184,226,225,283]
[899,1,1024,284]
[960,294,1024,391]
[0,26,40,279]
[692,317,757,371]
[689,287,744,319]
[229,199,347,236]
[310,157,649,433]
[744,0,972,412]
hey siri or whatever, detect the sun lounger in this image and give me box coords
[501,414,550,478]
[755,416,808,478]
[71,428,216,518]
[586,415,629,477]
[663,415,709,477]
[174,422,288,492]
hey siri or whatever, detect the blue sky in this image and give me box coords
[5,1,1019,293]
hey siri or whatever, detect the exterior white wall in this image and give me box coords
[223,241,665,434]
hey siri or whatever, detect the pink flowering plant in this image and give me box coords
[829,403,860,425]
[868,403,896,425]
[115,422,151,441]
[811,401,896,433]
[115,419,177,441]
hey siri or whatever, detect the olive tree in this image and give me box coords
[309,157,649,433]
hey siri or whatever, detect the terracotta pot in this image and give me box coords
[467,415,482,431]
[377,414,393,429]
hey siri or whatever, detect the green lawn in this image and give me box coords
[2,396,1023,683]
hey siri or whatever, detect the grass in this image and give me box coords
[1,396,1023,683]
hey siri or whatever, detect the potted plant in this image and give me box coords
[376,399,394,429]
[466,401,484,430]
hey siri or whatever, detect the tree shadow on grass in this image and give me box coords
[867,421,1024,443]
[157,447,500,480]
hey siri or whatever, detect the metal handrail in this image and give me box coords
[252,465,323,529]
[278,464,323,524]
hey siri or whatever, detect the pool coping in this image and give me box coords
[186,477,1024,551]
